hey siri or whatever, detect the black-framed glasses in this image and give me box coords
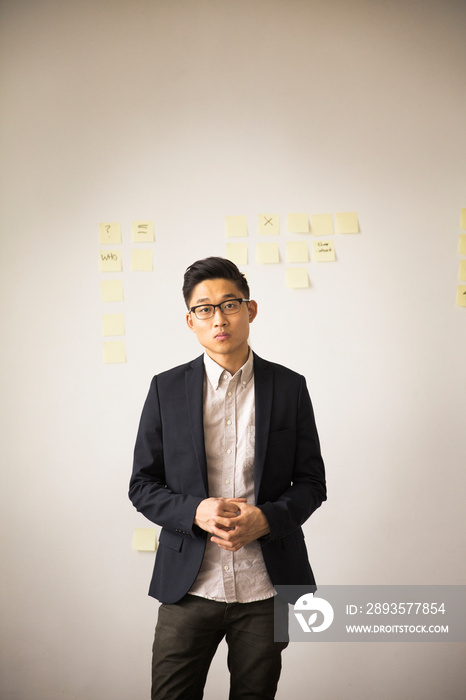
[189,298,249,320]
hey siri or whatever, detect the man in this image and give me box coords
[129,256,326,699]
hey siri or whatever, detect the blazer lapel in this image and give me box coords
[185,355,209,495]
[253,352,273,498]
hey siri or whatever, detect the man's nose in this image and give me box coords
[213,306,228,323]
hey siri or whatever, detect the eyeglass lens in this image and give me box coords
[194,299,243,319]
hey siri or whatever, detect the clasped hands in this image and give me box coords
[194,497,270,552]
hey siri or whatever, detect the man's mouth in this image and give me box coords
[214,332,230,340]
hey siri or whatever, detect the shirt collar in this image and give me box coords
[203,348,254,390]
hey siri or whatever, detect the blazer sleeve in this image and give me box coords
[128,376,204,536]
[257,375,326,541]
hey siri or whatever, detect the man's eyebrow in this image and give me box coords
[192,293,237,305]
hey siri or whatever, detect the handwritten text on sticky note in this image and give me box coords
[258,214,280,236]
[312,240,336,262]
[99,250,122,272]
[99,222,122,245]
[132,221,155,242]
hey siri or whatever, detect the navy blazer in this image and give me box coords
[129,352,326,604]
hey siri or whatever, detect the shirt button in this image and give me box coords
[227,449,232,454]
[227,391,232,397]
[242,381,247,386]
[225,479,230,484]
[223,374,228,380]
[224,565,229,571]
[226,420,232,425]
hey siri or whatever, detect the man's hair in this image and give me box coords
[182,256,250,308]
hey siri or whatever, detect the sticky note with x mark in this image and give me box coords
[257,214,280,235]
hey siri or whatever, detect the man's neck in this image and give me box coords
[206,347,250,376]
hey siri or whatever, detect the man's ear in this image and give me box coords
[248,300,258,322]
[186,312,195,332]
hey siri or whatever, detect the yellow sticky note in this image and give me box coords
[99,222,121,245]
[102,313,125,337]
[225,215,248,237]
[461,209,466,230]
[459,235,466,256]
[131,249,153,271]
[310,214,334,236]
[257,242,280,264]
[456,286,466,307]
[226,243,248,265]
[103,341,126,364]
[100,279,124,303]
[286,241,309,263]
[459,261,466,282]
[132,221,155,242]
[286,213,309,233]
[286,268,309,288]
[132,528,157,552]
[312,240,336,262]
[99,250,122,272]
[335,212,359,234]
[257,214,280,235]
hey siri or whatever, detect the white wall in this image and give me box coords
[1,1,465,698]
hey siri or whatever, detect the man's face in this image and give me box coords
[186,278,257,372]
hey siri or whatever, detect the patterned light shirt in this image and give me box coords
[188,350,275,603]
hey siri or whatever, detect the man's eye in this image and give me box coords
[223,302,236,310]
[197,306,211,315]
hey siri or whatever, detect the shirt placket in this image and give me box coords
[220,371,238,602]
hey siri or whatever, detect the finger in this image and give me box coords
[214,540,243,552]
[211,535,235,549]
[224,515,246,527]
[211,526,243,544]
[212,515,236,529]
[213,528,246,547]
[218,509,239,518]
[220,502,244,514]
[211,526,233,541]
[211,535,236,548]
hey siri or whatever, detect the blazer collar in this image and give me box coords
[185,355,208,494]
[252,352,273,498]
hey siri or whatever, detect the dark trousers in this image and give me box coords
[151,594,289,700]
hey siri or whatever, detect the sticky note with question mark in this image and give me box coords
[99,222,122,245]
